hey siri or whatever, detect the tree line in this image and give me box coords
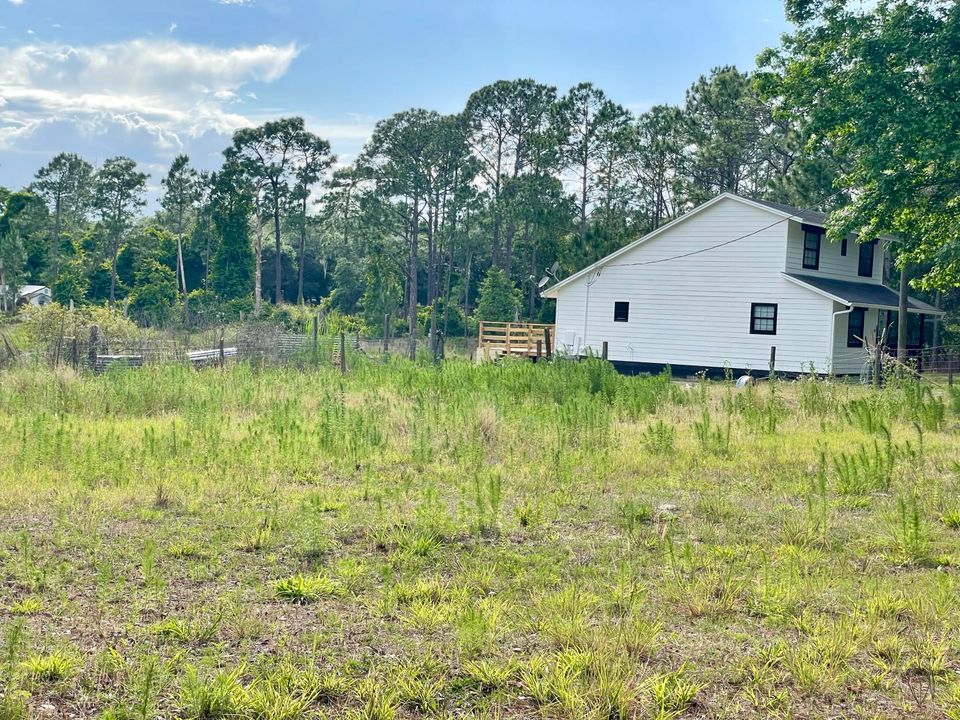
[1,0,956,357]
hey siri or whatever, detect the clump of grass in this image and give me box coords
[645,664,705,717]
[940,508,960,530]
[8,597,42,616]
[514,496,541,528]
[462,658,517,691]
[238,516,273,552]
[275,573,343,603]
[167,540,206,560]
[890,494,932,565]
[617,498,653,541]
[693,409,731,456]
[179,665,245,719]
[20,650,77,682]
[349,678,399,720]
[641,419,675,454]
[832,435,895,495]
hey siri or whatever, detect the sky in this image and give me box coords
[0,0,794,200]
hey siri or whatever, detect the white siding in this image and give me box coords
[830,304,885,375]
[552,197,835,374]
[785,221,883,282]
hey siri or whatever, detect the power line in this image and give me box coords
[599,190,845,270]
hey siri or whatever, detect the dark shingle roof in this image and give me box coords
[749,197,829,226]
[785,273,942,313]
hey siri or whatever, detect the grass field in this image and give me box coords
[1,359,959,719]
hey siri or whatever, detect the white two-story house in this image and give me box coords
[542,193,942,376]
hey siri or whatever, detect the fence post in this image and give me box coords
[88,325,99,371]
[601,341,608,361]
[339,332,346,374]
[383,314,390,356]
[536,339,542,362]
[544,327,552,360]
[769,346,776,377]
[312,315,319,359]
[219,328,225,368]
[71,335,79,371]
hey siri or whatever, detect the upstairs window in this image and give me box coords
[613,301,629,322]
[847,307,866,347]
[802,224,823,270]
[750,303,778,335]
[858,240,876,277]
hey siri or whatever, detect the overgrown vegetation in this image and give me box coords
[0,359,959,718]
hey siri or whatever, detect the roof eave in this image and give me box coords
[782,273,945,316]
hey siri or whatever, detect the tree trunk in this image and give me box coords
[51,193,63,279]
[109,237,119,307]
[297,196,307,306]
[463,251,472,345]
[408,198,419,361]
[177,234,189,324]
[897,263,909,362]
[528,229,537,318]
[442,236,455,336]
[254,198,263,316]
[0,257,6,313]
[274,206,283,306]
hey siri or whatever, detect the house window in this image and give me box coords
[841,238,847,256]
[802,231,821,270]
[858,240,876,277]
[847,307,866,347]
[613,301,629,322]
[750,303,778,335]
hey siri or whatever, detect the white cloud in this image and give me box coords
[0,39,301,152]
[8,0,26,6]
[218,0,252,5]
[169,22,177,33]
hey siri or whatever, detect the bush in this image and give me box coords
[128,260,178,327]
[475,267,521,323]
[19,302,139,348]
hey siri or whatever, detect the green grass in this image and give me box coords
[0,359,959,718]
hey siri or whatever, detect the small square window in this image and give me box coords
[750,303,778,335]
[802,229,821,270]
[613,301,629,322]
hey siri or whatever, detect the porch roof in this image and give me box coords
[783,273,944,315]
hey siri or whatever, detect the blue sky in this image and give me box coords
[0,0,792,196]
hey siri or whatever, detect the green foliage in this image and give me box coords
[761,0,960,288]
[474,267,521,322]
[20,650,77,682]
[128,260,178,327]
[210,165,254,302]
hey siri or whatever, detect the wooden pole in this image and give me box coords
[536,339,542,362]
[383,314,390,355]
[601,341,608,361]
[769,346,776,377]
[339,331,346,374]
[219,328,225,368]
[544,327,552,360]
[312,315,319,359]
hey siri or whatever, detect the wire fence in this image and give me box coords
[21,322,479,373]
